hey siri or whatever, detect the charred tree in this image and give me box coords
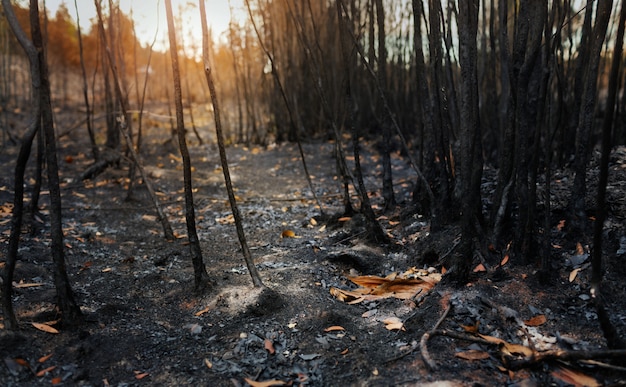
[200,0,264,287]
[570,0,613,230]
[164,0,211,292]
[450,0,481,285]
[2,0,83,328]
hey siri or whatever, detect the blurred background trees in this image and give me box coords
[1,0,625,281]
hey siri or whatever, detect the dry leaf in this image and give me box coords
[575,242,584,255]
[500,254,509,266]
[524,314,547,327]
[337,217,351,222]
[324,325,346,332]
[244,378,287,387]
[134,372,149,380]
[51,376,62,385]
[341,348,349,355]
[32,322,59,334]
[551,366,600,387]
[569,268,581,282]
[460,320,480,333]
[383,317,405,331]
[14,358,30,367]
[38,353,53,363]
[455,350,490,361]
[36,366,56,377]
[501,342,533,358]
[473,263,486,272]
[264,338,275,354]
[195,305,211,316]
[478,334,506,345]
[281,229,296,238]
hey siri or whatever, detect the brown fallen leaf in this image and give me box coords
[383,317,405,331]
[244,377,287,387]
[204,358,212,369]
[281,229,296,238]
[460,320,480,333]
[51,376,62,385]
[473,263,486,272]
[36,366,56,377]
[38,353,53,363]
[264,338,275,354]
[524,314,547,327]
[455,350,490,361]
[551,365,600,387]
[32,322,59,334]
[324,325,345,332]
[569,268,581,283]
[134,371,149,380]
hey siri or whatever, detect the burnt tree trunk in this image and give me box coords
[201,0,264,287]
[451,0,481,284]
[165,0,211,292]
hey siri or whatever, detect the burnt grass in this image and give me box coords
[1,113,626,386]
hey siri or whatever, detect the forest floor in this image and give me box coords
[1,109,626,386]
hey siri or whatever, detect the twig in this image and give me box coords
[420,300,453,370]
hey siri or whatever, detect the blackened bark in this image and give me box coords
[452,0,481,284]
[336,0,389,245]
[571,0,613,226]
[591,0,626,351]
[375,0,395,212]
[165,0,211,292]
[0,0,42,329]
[33,0,84,327]
[201,0,265,287]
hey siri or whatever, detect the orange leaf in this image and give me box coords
[244,378,287,387]
[500,254,509,266]
[337,217,351,222]
[324,325,345,332]
[341,348,349,355]
[460,320,480,333]
[264,338,275,354]
[551,366,600,387]
[14,358,30,367]
[455,350,490,360]
[36,366,56,377]
[441,266,447,274]
[524,314,547,327]
[32,322,59,334]
[51,377,62,385]
[575,242,584,255]
[134,372,149,380]
[38,353,53,363]
[473,263,486,272]
[281,229,296,238]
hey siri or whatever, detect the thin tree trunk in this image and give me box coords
[0,0,43,329]
[453,0,481,284]
[591,1,626,350]
[165,0,211,292]
[571,0,613,226]
[74,0,98,161]
[200,0,264,288]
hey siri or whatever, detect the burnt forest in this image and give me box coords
[1,0,626,386]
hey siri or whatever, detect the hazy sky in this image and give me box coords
[44,0,246,50]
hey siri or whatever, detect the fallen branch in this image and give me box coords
[420,300,453,370]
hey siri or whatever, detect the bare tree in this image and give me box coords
[451,0,481,284]
[200,0,264,287]
[164,0,212,292]
[2,0,83,329]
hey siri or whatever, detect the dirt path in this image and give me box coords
[1,132,625,386]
